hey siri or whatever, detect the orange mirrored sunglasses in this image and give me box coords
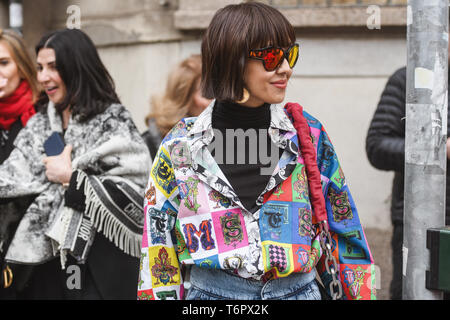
[249,43,299,72]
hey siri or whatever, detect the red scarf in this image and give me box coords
[0,80,36,130]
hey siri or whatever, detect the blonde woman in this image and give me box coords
[0,29,40,299]
[142,54,211,159]
[0,29,40,162]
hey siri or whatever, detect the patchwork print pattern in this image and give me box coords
[151,148,177,198]
[148,208,172,245]
[195,254,220,269]
[292,165,309,203]
[212,209,248,253]
[328,188,353,223]
[177,175,210,217]
[298,207,313,238]
[268,244,288,272]
[149,246,180,288]
[341,265,373,300]
[145,183,157,206]
[138,104,376,300]
[260,202,290,242]
[338,228,371,264]
[208,189,232,209]
[137,289,154,300]
[174,220,191,263]
[220,251,246,270]
[262,241,294,277]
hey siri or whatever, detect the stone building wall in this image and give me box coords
[11,0,416,299]
[19,0,406,232]
[0,0,9,28]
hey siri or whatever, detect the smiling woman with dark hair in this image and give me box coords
[0,29,150,299]
[35,29,120,120]
[138,2,376,301]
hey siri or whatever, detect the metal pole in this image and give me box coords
[404,0,448,300]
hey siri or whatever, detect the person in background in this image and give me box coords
[366,64,450,300]
[138,2,375,300]
[0,29,40,162]
[142,54,212,160]
[0,28,150,299]
[0,29,40,299]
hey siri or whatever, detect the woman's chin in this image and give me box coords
[48,96,63,104]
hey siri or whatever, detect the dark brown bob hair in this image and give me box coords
[201,2,296,102]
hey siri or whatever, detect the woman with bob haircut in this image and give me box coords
[138,2,375,300]
[143,54,211,160]
[0,29,150,299]
[0,29,40,298]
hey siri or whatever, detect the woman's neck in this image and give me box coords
[62,107,71,130]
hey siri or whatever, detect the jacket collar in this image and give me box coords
[187,100,297,138]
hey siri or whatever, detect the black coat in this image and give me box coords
[0,120,35,298]
[142,118,163,161]
[366,67,450,224]
[0,120,23,164]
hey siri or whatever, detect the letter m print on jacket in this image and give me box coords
[182,220,216,254]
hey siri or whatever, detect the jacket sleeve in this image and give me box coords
[366,67,406,172]
[316,125,377,300]
[137,142,183,300]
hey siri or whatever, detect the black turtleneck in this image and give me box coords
[211,100,282,213]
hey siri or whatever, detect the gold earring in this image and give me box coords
[237,88,250,104]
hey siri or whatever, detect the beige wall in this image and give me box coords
[287,29,406,229]
[99,29,405,230]
[0,0,9,28]
[21,0,407,230]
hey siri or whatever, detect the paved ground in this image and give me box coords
[365,227,393,300]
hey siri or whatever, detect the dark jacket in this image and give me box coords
[0,120,23,164]
[142,118,163,161]
[366,67,450,223]
[0,120,35,298]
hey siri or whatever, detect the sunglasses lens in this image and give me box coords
[288,45,299,68]
[263,48,283,71]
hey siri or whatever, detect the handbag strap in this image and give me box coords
[283,102,327,223]
[284,102,343,299]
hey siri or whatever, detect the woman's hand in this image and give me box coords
[43,145,73,185]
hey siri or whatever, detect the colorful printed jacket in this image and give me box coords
[138,102,376,300]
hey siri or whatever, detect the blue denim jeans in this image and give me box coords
[185,266,321,300]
